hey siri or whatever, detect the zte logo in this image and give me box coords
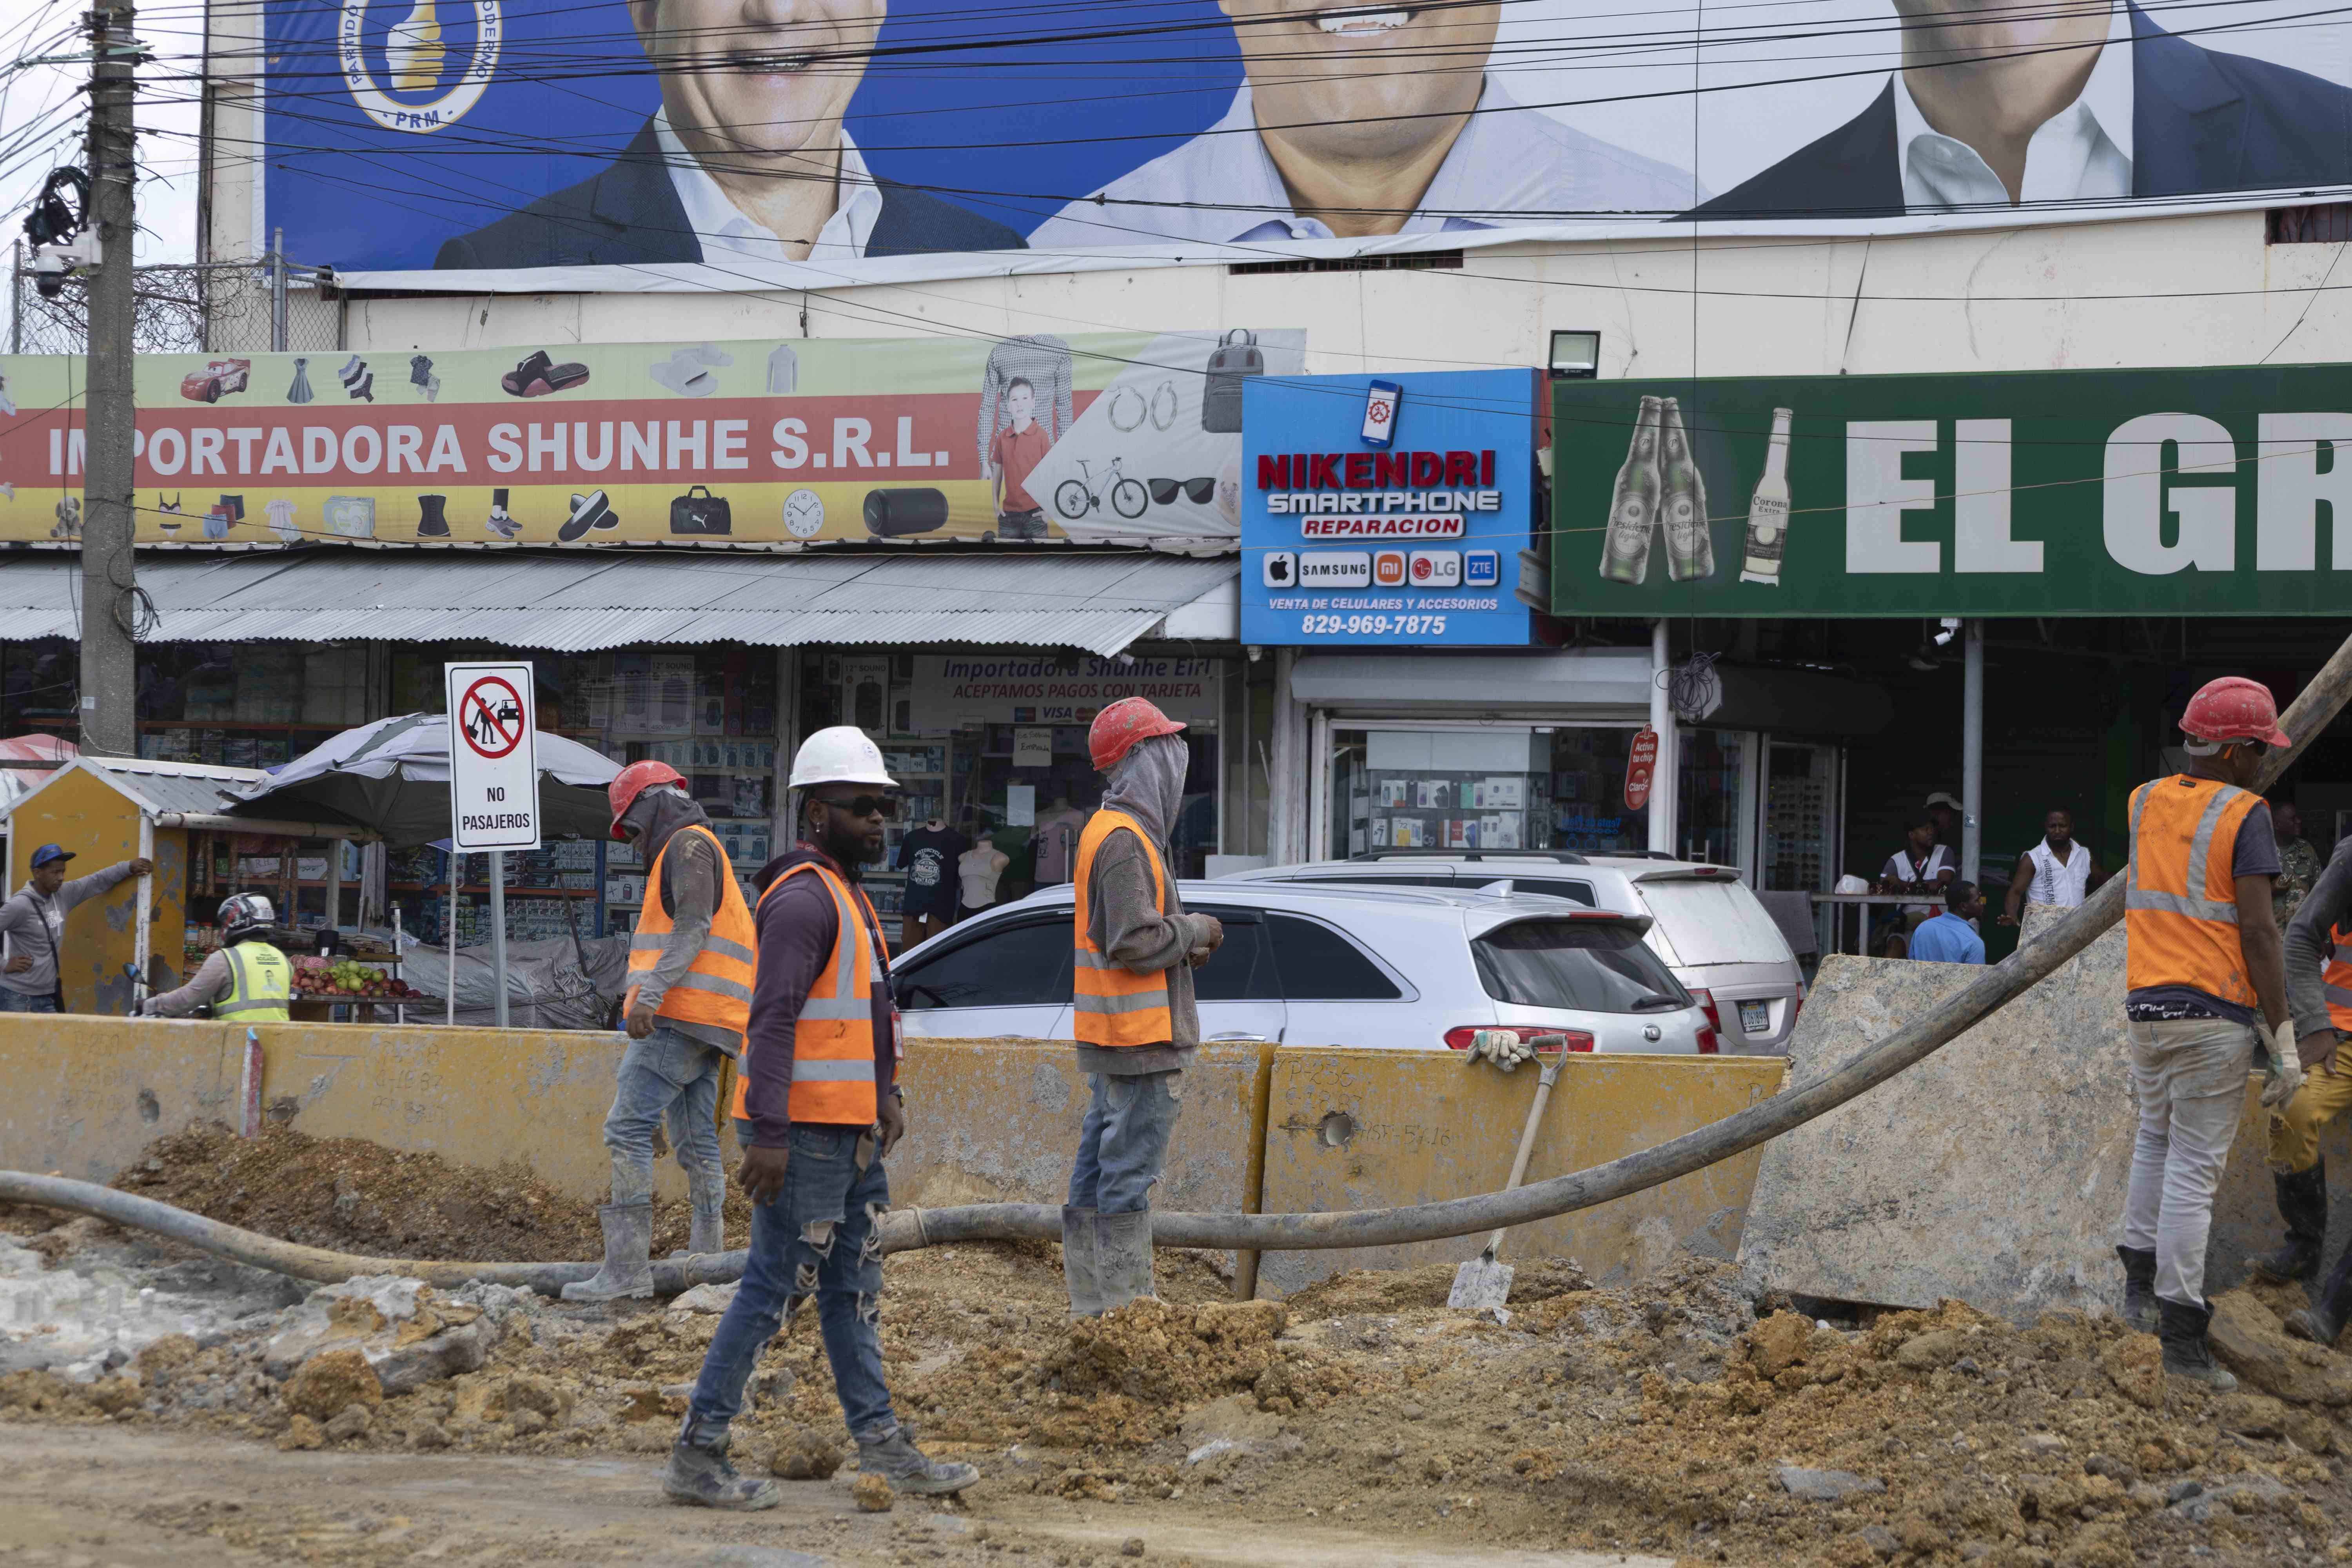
[1373,552,1407,586]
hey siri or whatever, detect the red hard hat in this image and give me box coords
[609,759,687,839]
[2181,677,2293,749]
[1088,697,1187,772]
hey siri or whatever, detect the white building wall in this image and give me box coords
[331,211,2351,378]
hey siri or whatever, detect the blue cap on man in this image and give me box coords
[27,844,74,867]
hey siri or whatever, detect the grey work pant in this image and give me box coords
[601,1024,728,1216]
[2122,1014,2259,1307]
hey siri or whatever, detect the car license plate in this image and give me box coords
[1739,1000,1771,1034]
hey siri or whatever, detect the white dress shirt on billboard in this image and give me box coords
[654,112,885,261]
[1891,2,2134,213]
[1026,76,1700,252]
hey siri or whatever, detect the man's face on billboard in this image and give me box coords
[1890,0,2107,61]
[631,0,885,161]
[1216,0,1501,162]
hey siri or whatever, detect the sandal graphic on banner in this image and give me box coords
[502,349,591,397]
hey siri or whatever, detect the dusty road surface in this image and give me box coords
[0,1424,1674,1567]
[15,1125,2352,1567]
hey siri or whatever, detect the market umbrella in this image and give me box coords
[228,713,621,847]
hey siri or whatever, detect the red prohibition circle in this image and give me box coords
[458,676,526,760]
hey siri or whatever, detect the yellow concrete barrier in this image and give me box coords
[1255,1049,1788,1296]
[888,1038,1274,1214]
[0,1014,244,1181]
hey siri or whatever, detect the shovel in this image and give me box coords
[1448,1032,1570,1312]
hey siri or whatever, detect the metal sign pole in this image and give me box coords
[489,849,509,1028]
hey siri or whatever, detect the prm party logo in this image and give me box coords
[341,0,503,134]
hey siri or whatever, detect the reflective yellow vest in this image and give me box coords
[219,941,290,1022]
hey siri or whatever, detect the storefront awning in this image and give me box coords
[0,550,1239,656]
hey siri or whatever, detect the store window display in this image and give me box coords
[895,815,969,947]
[959,832,1010,917]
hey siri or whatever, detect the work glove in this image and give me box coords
[2263,1019,2307,1109]
[1464,1029,1535,1073]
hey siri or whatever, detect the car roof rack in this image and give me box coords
[1343,849,1590,864]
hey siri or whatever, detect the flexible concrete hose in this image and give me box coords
[9,639,2350,1290]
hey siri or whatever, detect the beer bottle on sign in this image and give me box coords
[1659,397,1714,582]
[1600,396,1662,584]
[1739,408,1794,586]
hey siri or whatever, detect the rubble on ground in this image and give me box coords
[10,1132,2352,1564]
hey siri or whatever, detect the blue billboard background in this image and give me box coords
[262,0,1243,271]
[1241,370,1536,649]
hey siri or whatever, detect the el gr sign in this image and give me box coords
[1553,363,2352,617]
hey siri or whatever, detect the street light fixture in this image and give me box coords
[1547,330,1601,379]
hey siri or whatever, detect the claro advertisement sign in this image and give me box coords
[269,0,2352,287]
[0,329,1301,548]
[1552,365,2352,617]
[1242,370,1537,646]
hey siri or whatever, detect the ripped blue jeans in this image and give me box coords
[683,1122,895,1446]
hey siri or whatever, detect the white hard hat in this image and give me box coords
[788,726,898,789]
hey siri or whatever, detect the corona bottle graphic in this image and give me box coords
[1600,396,1662,584]
[1739,408,1794,586]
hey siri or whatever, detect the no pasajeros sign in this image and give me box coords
[445,661,541,851]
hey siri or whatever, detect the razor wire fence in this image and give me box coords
[7,249,343,357]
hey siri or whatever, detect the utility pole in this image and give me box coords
[79,0,138,757]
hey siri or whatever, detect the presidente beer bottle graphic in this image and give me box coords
[1659,397,1713,582]
[1600,396,1663,584]
[1739,408,1794,586]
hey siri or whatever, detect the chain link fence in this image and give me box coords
[7,253,343,356]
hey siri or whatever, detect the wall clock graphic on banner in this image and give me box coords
[784,488,826,539]
[341,0,503,134]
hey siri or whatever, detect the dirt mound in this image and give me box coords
[113,1122,746,1261]
[1281,1256,1594,1318]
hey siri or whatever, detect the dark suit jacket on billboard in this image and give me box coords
[435,120,1026,267]
[1689,4,2352,220]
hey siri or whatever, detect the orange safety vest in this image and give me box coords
[2325,924,2352,1034]
[624,824,757,1037]
[1072,809,1174,1049]
[729,861,886,1127]
[2124,773,2263,1009]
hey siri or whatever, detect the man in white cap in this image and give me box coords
[666,726,976,1511]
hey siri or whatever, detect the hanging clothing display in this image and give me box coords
[895,824,969,920]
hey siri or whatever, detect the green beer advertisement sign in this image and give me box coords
[1552,365,2352,617]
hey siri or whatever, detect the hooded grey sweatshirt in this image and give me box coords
[1076,733,1211,1076]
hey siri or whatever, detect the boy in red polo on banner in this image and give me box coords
[988,377,1051,537]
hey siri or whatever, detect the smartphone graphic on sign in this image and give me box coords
[1361,380,1402,448]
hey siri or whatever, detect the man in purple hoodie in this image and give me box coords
[664,725,976,1512]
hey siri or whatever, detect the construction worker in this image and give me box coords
[2118,676,2305,1389]
[139,893,290,1020]
[0,842,152,1013]
[667,726,976,1510]
[566,760,754,1303]
[1061,697,1224,1318]
[2267,842,2352,1344]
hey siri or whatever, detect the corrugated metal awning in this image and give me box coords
[0,549,1239,656]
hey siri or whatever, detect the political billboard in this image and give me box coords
[263,0,2352,287]
[0,328,1301,548]
[1551,364,2352,618]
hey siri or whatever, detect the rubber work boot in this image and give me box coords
[2156,1297,2239,1391]
[688,1205,725,1257]
[2287,1238,2352,1347]
[1094,1209,1156,1313]
[856,1425,979,1496]
[662,1433,779,1510]
[1062,1204,1104,1319]
[562,1202,655,1302]
[2115,1243,2160,1334]
[2250,1160,2328,1281]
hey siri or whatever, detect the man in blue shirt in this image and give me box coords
[1908,882,1987,965]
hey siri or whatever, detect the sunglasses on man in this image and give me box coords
[812,792,898,820]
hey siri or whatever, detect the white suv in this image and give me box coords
[1223,851,1802,1054]
[889,880,1717,1055]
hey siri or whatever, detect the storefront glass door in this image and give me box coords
[1327,724,1655,858]
[1763,742,1837,891]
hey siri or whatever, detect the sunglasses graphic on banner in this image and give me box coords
[1147,477,1217,507]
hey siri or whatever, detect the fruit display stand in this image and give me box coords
[288,953,428,1022]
